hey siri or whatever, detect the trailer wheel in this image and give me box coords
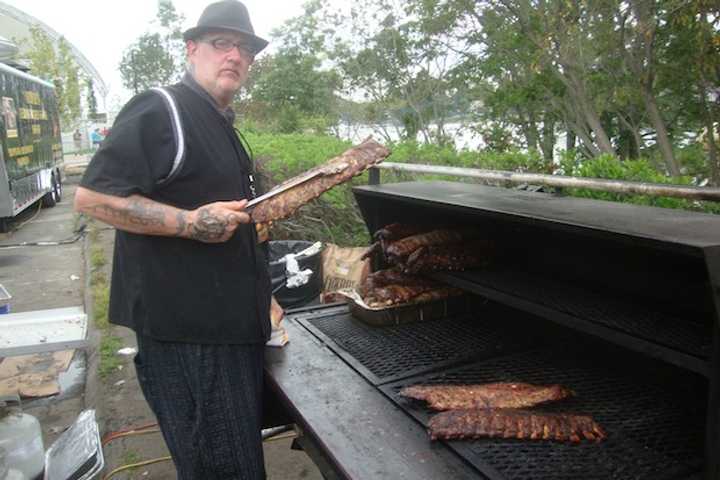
[0,218,9,233]
[41,173,58,208]
[52,171,62,204]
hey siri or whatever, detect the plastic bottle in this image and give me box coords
[0,395,44,480]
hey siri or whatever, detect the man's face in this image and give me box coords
[187,31,255,106]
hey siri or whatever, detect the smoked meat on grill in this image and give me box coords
[384,228,482,261]
[403,241,495,274]
[358,268,438,297]
[399,383,574,410]
[250,138,390,223]
[428,409,607,443]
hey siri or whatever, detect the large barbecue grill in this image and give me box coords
[263,180,720,480]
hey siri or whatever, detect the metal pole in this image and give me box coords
[377,162,720,202]
[368,167,380,186]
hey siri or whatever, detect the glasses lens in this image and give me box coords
[211,38,234,51]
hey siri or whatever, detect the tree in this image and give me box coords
[118,2,186,94]
[25,26,82,129]
[119,33,176,94]
[240,1,341,132]
[86,77,98,117]
[332,0,463,144]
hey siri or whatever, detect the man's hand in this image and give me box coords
[185,200,250,243]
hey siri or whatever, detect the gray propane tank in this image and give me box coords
[0,395,44,480]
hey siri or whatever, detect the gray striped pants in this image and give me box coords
[134,334,265,479]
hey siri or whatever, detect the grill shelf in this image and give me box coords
[435,269,712,376]
[297,302,544,385]
[381,349,706,480]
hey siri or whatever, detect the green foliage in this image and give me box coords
[119,33,176,94]
[386,141,551,173]
[118,3,185,94]
[561,154,720,213]
[93,281,110,328]
[99,335,122,378]
[242,132,718,248]
[24,26,82,129]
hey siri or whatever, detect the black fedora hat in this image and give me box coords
[183,0,268,55]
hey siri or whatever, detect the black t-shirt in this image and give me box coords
[81,84,271,344]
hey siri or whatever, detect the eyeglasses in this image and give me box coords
[203,38,255,59]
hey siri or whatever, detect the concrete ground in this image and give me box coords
[0,170,323,479]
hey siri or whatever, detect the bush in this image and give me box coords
[239,132,719,247]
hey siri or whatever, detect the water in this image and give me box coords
[337,121,485,151]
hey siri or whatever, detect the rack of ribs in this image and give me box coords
[403,241,495,274]
[428,409,606,443]
[358,268,439,297]
[399,383,574,410]
[384,228,482,261]
[250,138,390,224]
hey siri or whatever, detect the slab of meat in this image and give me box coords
[385,228,482,262]
[250,138,390,223]
[359,268,438,297]
[362,224,435,261]
[399,383,574,410]
[428,409,607,443]
[374,223,433,242]
[403,241,494,274]
[364,284,438,307]
[403,287,464,304]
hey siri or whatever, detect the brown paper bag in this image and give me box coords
[321,243,371,303]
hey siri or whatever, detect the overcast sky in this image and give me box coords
[4,0,306,110]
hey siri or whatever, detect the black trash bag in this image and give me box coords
[268,240,323,309]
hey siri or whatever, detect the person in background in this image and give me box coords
[73,1,281,478]
[72,129,82,151]
[90,128,102,150]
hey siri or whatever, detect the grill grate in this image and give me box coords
[443,269,711,359]
[299,303,542,385]
[382,349,705,480]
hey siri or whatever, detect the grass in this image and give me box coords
[86,220,121,379]
[122,450,142,466]
[99,335,123,378]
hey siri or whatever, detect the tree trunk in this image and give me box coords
[563,69,615,155]
[519,110,540,153]
[540,115,556,164]
[566,131,576,151]
[643,88,680,175]
[617,114,644,159]
[700,83,720,186]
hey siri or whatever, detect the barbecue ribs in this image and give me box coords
[403,241,494,274]
[399,383,574,410]
[250,138,390,223]
[428,409,606,443]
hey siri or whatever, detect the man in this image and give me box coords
[72,129,82,151]
[74,1,281,478]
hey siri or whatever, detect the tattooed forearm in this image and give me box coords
[175,211,188,237]
[89,198,166,228]
[188,207,232,242]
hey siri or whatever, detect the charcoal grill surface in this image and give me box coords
[382,348,705,480]
[298,302,543,385]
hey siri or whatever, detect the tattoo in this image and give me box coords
[188,208,230,242]
[89,198,166,228]
[175,211,188,236]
